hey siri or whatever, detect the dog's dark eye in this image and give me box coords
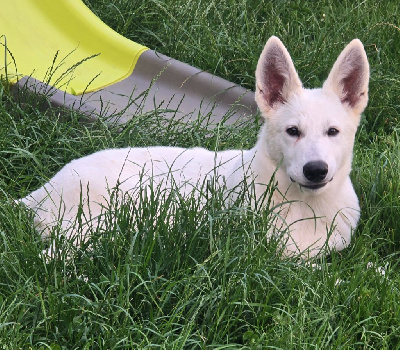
[286,127,300,137]
[327,128,339,136]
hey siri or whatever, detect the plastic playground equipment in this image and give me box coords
[0,0,257,124]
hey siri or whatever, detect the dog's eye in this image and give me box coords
[327,128,339,136]
[286,127,300,137]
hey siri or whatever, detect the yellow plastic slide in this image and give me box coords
[0,0,148,95]
[0,0,256,125]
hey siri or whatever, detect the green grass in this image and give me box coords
[1,0,400,348]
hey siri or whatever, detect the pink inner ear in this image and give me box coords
[261,53,288,108]
[263,65,286,107]
[340,63,364,108]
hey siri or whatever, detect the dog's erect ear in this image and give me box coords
[323,39,369,115]
[255,36,302,115]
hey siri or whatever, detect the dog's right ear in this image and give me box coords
[255,36,302,116]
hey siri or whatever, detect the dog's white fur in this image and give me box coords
[21,37,369,257]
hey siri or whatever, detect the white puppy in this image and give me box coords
[21,36,369,257]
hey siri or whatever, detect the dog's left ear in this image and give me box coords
[323,39,370,115]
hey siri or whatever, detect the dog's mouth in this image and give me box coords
[290,177,333,190]
[300,183,327,190]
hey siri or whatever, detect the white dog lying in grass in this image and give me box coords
[20,36,369,257]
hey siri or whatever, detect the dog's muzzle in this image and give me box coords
[290,161,333,190]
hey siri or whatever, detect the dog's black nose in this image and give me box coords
[303,161,328,182]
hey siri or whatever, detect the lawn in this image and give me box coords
[1,0,400,348]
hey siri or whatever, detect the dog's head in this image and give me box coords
[255,36,369,193]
